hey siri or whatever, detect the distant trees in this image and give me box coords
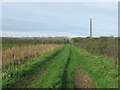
[2,37,70,44]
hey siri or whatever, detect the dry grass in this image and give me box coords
[73,37,118,60]
[2,44,61,68]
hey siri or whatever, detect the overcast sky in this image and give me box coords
[2,2,118,37]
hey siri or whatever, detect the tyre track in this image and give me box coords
[25,47,66,88]
[62,46,71,88]
[34,45,70,88]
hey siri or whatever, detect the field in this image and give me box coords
[1,38,118,88]
[2,44,61,70]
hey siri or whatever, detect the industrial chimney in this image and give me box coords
[90,18,92,37]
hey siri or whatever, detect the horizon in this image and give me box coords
[1,35,118,38]
[2,2,118,37]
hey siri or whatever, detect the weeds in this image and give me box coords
[2,46,64,88]
[2,45,118,88]
[72,37,118,60]
[2,44,61,69]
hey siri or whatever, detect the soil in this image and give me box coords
[74,69,97,88]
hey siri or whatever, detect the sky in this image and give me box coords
[1,2,118,37]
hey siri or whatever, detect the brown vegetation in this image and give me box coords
[72,37,118,60]
[2,44,61,68]
[2,37,70,44]
[74,70,97,88]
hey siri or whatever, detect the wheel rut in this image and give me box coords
[12,47,65,88]
[62,46,71,88]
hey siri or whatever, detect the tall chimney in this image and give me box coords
[90,18,92,37]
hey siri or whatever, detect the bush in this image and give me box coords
[72,37,118,60]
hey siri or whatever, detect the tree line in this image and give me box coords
[2,37,70,44]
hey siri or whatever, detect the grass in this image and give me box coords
[72,45,118,88]
[34,45,71,88]
[34,45,118,88]
[2,46,64,88]
[72,37,118,60]
[2,43,34,50]
[2,44,61,69]
[2,45,118,88]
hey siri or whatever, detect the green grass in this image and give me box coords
[2,46,64,88]
[2,43,35,50]
[2,45,118,88]
[72,45,118,88]
[34,45,71,88]
[2,53,43,71]
[0,44,2,49]
[34,45,118,88]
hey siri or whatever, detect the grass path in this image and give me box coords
[2,45,118,88]
[73,46,118,88]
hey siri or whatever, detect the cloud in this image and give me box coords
[2,2,118,37]
[2,30,87,37]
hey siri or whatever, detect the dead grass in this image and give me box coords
[73,37,118,60]
[2,44,61,68]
